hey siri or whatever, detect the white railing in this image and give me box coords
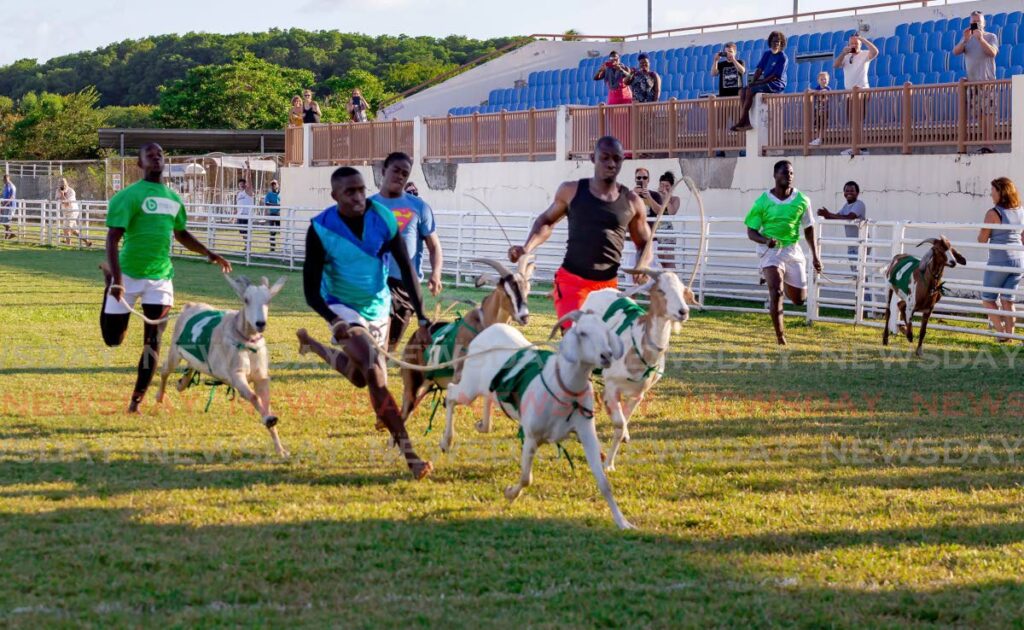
[5,200,1022,343]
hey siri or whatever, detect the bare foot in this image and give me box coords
[776,336,788,346]
[374,418,387,432]
[127,396,142,414]
[296,328,311,355]
[410,460,433,480]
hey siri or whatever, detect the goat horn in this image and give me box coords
[516,253,536,277]
[916,238,937,247]
[470,258,513,278]
[548,309,588,340]
[621,267,665,278]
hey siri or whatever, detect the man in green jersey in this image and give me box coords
[101,143,233,413]
[744,160,822,345]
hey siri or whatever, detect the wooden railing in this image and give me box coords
[764,79,1013,155]
[309,120,415,166]
[568,98,745,158]
[284,126,304,165]
[422,109,558,161]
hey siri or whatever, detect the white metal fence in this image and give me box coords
[3,199,1022,342]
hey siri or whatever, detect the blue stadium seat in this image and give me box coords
[933,18,948,33]
[909,22,922,37]
[1012,65,1024,76]
[895,24,910,39]
[884,37,899,56]
[1013,45,1024,67]
[898,36,914,55]
[997,66,1011,79]
[1009,11,1024,25]
[1004,24,1020,45]
[798,63,811,82]
[997,45,1012,67]
[912,34,930,54]
[992,13,1008,29]
[940,31,957,52]
[873,74,891,88]
[796,33,811,52]
[808,32,822,52]
[920,20,936,35]
[917,51,933,73]
[940,71,956,83]
[874,55,890,77]
[924,71,940,84]
[902,53,920,74]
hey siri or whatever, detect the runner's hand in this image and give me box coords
[813,256,823,273]
[508,245,527,262]
[428,272,443,296]
[631,270,649,285]
[766,238,778,249]
[209,253,233,273]
[110,281,124,302]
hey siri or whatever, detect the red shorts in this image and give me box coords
[553,267,618,329]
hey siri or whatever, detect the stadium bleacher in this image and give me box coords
[448,11,1024,116]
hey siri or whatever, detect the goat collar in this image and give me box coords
[233,315,262,352]
[540,360,594,423]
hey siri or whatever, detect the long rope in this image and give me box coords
[463,193,514,248]
[635,175,707,297]
[108,284,172,325]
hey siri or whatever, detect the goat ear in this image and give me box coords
[269,276,287,298]
[224,274,248,298]
[475,273,498,288]
[561,330,580,364]
[260,276,270,287]
[607,327,625,360]
[952,249,967,266]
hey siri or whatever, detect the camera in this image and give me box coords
[970,22,979,31]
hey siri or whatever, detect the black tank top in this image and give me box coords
[561,178,634,281]
[303,104,320,124]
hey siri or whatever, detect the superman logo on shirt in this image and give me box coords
[392,208,415,232]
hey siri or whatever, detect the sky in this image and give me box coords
[0,0,915,66]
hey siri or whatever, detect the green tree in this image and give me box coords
[384,60,459,93]
[319,69,396,121]
[156,54,314,129]
[5,88,105,159]
[101,105,158,128]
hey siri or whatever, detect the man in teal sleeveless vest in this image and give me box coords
[296,167,434,480]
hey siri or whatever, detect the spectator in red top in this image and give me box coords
[594,51,633,105]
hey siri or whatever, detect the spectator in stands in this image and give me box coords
[657,172,681,269]
[833,34,878,90]
[977,177,1023,341]
[593,51,633,105]
[348,88,369,123]
[404,181,420,197]
[0,174,14,239]
[732,31,788,132]
[629,53,661,103]
[810,71,831,146]
[264,179,281,252]
[56,178,90,247]
[289,96,304,127]
[953,10,999,154]
[302,89,322,124]
[711,42,746,98]
[633,167,664,267]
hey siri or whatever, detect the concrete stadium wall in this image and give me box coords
[390,0,1020,120]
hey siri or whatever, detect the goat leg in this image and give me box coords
[882,289,894,346]
[474,395,494,434]
[603,390,629,472]
[504,434,538,502]
[576,417,634,530]
[916,308,933,358]
[156,344,183,403]
[254,378,287,457]
[904,301,915,342]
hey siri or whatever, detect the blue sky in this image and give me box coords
[0,0,913,66]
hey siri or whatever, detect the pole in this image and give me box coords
[793,0,799,22]
[648,0,653,39]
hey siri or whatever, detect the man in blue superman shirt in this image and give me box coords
[370,152,444,350]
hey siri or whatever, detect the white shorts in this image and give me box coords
[65,210,80,230]
[757,243,807,289]
[104,275,174,314]
[328,303,390,379]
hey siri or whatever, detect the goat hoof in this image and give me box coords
[439,437,452,453]
[410,460,433,480]
[504,486,522,501]
[617,519,636,531]
[264,415,279,428]
[474,420,490,433]
[604,462,616,472]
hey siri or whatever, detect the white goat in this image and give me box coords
[156,275,288,456]
[442,311,633,530]
[581,269,692,471]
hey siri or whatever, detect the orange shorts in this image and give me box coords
[553,267,618,329]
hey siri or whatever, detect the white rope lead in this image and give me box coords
[108,284,173,325]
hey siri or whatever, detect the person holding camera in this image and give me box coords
[593,51,634,105]
[348,88,369,123]
[834,34,878,90]
[953,10,999,153]
[711,42,746,98]
[629,53,661,103]
[56,178,90,247]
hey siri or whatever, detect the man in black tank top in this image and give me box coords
[508,136,651,330]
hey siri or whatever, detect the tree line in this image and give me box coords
[0,29,519,159]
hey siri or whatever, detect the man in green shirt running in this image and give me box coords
[744,160,822,345]
[100,143,233,413]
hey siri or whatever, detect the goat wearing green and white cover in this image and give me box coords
[442,310,633,529]
[156,275,288,456]
[581,268,692,471]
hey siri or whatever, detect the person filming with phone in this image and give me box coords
[711,42,746,98]
[348,88,369,123]
[593,51,634,105]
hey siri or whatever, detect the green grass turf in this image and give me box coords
[2,244,1024,627]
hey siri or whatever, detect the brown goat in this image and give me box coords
[883,235,967,357]
[399,256,534,421]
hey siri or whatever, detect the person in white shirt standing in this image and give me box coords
[834,35,878,90]
[56,177,90,247]
[834,35,878,155]
[235,166,255,243]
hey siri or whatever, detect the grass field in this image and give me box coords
[2,244,1024,627]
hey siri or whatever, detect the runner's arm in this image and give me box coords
[387,233,430,326]
[805,225,822,272]
[425,233,443,295]
[626,191,654,269]
[509,181,573,262]
[105,228,125,298]
[174,230,232,272]
[303,226,340,325]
